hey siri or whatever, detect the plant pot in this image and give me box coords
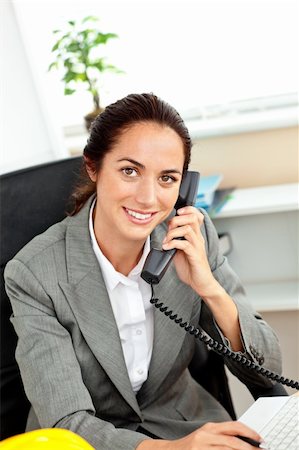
[84,107,104,132]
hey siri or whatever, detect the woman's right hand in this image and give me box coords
[136,421,263,449]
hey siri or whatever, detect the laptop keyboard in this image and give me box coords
[260,396,299,449]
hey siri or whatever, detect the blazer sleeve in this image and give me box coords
[197,208,283,388]
[4,259,150,450]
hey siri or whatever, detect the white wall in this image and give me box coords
[8,0,299,128]
[0,0,67,174]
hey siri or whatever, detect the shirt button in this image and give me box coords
[137,368,144,375]
[136,329,142,335]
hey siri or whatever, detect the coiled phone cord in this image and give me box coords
[150,285,299,390]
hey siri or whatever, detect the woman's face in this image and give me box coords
[89,121,185,245]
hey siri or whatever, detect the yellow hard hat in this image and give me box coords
[0,428,95,449]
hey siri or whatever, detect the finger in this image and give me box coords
[195,431,255,450]
[177,207,205,229]
[162,237,195,255]
[168,209,204,230]
[227,422,262,442]
[223,435,260,449]
[167,219,203,244]
[203,421,262,442]
[214,421,262,442]
[177,206,201,216]
[163,224,198,244]
[167,217,199,235]
[162,229,205,257]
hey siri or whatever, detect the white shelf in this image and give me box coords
[213,183,298,312]
[187,105,298,139]
[215,183,299,218]
[245,281,299,312]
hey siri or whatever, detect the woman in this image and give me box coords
[5,93,282,449]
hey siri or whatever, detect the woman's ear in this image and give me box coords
[84,156,97,182]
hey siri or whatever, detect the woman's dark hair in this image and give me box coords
[69,93,192,215]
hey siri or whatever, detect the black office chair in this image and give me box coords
[0,157,287,440]
[0,157,82,440]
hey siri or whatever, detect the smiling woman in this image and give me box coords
[4,93,283,450]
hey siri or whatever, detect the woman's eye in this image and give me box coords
[122,167,138,177]
[160,175,175,184]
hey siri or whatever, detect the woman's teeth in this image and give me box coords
[126,209,152,220]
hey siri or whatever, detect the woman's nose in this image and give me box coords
[135,179,156,207]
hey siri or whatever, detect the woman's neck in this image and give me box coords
[96,236,145,276]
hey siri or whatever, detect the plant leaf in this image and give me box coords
[64,87,76,95]
[82,15,99,23]
[74,72,88,82]
[51,40,61,52]
[93,32,118,45]
[89,59,105,71]
[48,61,58,71]
[63,71,78,82]
[105,64,125,74]
[65,41,81,53]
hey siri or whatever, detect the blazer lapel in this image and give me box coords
[59,198,141,417]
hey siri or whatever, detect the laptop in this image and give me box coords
[238,395,299,449]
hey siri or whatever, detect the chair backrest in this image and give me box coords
[0,156,237,440]
[0,157,82,440]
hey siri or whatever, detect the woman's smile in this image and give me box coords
[123,207,157,224]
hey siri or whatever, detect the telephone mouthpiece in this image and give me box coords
[141,248,176,284]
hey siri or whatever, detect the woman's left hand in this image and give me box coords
[162,206,219,298]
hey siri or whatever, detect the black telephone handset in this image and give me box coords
[140,170,299,390]
[141,171,200,285]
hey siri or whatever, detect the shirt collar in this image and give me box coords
[89,198,151,291]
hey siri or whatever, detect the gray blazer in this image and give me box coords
[4,197,282,450]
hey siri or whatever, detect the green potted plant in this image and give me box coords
[49,16,123,130]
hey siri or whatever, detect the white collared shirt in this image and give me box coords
[89,199,154,392]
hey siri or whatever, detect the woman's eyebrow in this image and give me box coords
[117,158,182,175]
[117,158,145,169]
[161,169,182,175]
